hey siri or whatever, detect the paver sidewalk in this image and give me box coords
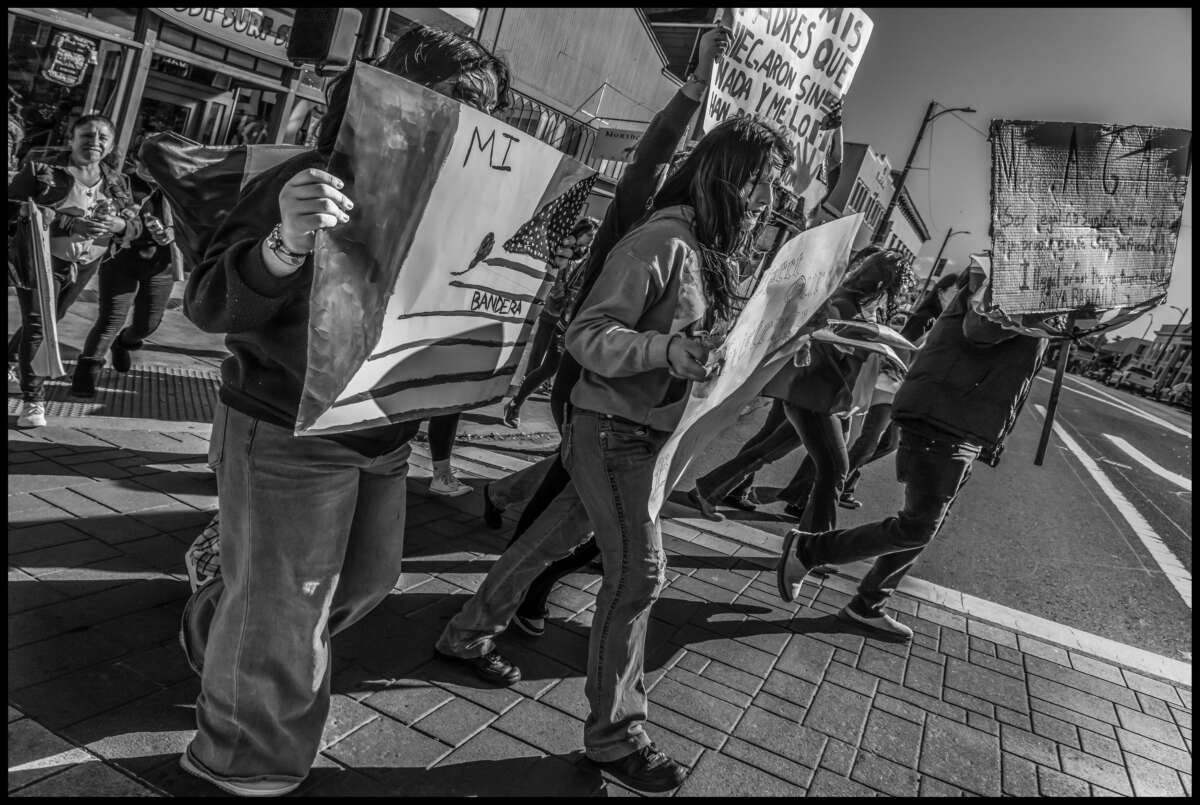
[8,420,1193,797]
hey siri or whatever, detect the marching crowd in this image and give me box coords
[9,22,1059,798]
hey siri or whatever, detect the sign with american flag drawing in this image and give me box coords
[296,64,597,435]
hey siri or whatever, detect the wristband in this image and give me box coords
[266,223,310,266]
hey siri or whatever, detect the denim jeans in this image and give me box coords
[844,404,897,494]
[79,256,175,363]
[13,255,103,401]
[512,318,563,411]
[184,403,413,785]
[779,406,850,532]
[799,425,979,614]
[695,399,802,502]
[439,409,669,762]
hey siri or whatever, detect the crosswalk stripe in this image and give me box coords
[1103,434,1191,492]
[1035,405,1191,609]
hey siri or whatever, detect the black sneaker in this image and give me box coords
[592,743,687,792]
[783,502,805,520]
[837,492,862,509]
[110,339,132,373]
[482,483,504,530]
[435,648,522,686]
[722,490,757,511]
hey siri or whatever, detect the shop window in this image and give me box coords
[226,49,255,70]
[254,59,285,81]
[193,37,227,61]
[8,17,133,164]
[158,22,196,50]
[87,8,139,32]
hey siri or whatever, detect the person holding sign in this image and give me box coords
[8,114,136,427]
[438,116,793,793]
[778,265,1052,642]
[175,27,512,797]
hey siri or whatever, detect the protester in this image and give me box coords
[477,24,733,595]
[70,146,179,397]
[436,114,792,794]
[502,216,599,429]
[174,26,511,797]
[8,114,135,427]
[778,264,1051,643]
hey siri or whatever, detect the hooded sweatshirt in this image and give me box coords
[565,204,708,432]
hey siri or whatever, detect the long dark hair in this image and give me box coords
[651,116,792,321]
[837,248,916,319]
[316,25,511,155]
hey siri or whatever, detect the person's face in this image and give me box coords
[70,122,114,166]
[742,154,783,230]
[574,230,594,249]
[431,71,499,114]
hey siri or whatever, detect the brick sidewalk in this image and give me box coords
[8,421,1193,797]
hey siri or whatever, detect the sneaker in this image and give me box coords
[16,400,46,428]
[185,514,222,593]
[502,401,521,429]
[776,528,815,603]
[722,490,757,511]
[837,492,862,509]
[110,339,132,373]
[435,648,522,686]
[512,613,545,637]
[429,470,472,498]
[686,488,725,521]
[839,605,913,643]
[592,743,687,793]
[482,482,505,529]
[179,749,301,797]
[7,364,19,393]
[782,501,805,520]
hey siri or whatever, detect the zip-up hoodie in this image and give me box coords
[566,204,707,432]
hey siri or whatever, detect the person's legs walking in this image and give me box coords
[112,265,174,369]
[782,407,849,532]
[691,399,802,516]
[512,340,562,412]
[427,412,471,497]
[841,403,893,506]
[184,406,381,787]
[73,260,137,395]
[15,272,65,426]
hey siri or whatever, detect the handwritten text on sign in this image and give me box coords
[990,119,1191,314]
[704,8,873,197]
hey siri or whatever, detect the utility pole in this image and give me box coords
[872,100,975,245]
[1151,305,1189,392]
[918,226,969,298]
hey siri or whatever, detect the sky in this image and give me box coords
[842,7,1192,340]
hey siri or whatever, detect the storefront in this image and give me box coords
[8,7,327,168]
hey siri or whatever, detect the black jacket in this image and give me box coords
[891,284,1046,466]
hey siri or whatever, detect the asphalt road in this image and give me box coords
[674,368,1193,662]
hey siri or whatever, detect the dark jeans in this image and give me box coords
[844,404,898,494]
[512,317,562,411]
[13,255,104,400]
[427,412,462,462]
[694,399,802,502]
[779,406,851,533]
[799,425,979,613]
[79,255,175,363]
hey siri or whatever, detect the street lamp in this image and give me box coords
[871,100,976,246]
[917,226,970,298]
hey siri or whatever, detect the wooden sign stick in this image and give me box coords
[1034,312,1076,466]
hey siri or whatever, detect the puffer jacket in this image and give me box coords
[891,283,1047,466]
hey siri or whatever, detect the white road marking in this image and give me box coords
[1042,375,1192,439]
[1097,457,1133,470]
[1035,404,1191,609]
[1103,434,1191,492]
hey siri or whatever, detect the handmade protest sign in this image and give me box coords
[648,213,863,519]
[990,120,1191,317]
[704,8,873,202]
[297,64,596,435]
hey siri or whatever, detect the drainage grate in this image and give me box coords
[8,361,221,423]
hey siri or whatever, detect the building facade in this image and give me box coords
[1136,323,1192,389]
[815,141,930,261]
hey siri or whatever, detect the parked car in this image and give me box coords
[1165,382,1191,410]
[1113,366,1157,395]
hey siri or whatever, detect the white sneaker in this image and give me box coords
[17,400,47,428]
[839,605,914,643]
[776,528,814,603]
[179,750,301,797]
[7,364,19,393]
[429,470,472,498]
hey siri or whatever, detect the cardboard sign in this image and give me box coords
[24,202,66,378]
[297,65,596,435]
[703,8,873,203]
[648,213,863,518]
[990,119,1191,315]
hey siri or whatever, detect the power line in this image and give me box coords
[948,110,990,140]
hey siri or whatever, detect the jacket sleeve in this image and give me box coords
[565,245,677,378]
[183,160,312,334]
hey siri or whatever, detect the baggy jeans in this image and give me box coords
[438,409,669,761]
[184,403,413,785]
[799,425,979,613]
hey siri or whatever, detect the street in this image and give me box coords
[675,369,1193,663]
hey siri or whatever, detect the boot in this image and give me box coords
[110,330,133,373]
[70,357,104,398]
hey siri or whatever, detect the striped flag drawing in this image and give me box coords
[297,64,597,435]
